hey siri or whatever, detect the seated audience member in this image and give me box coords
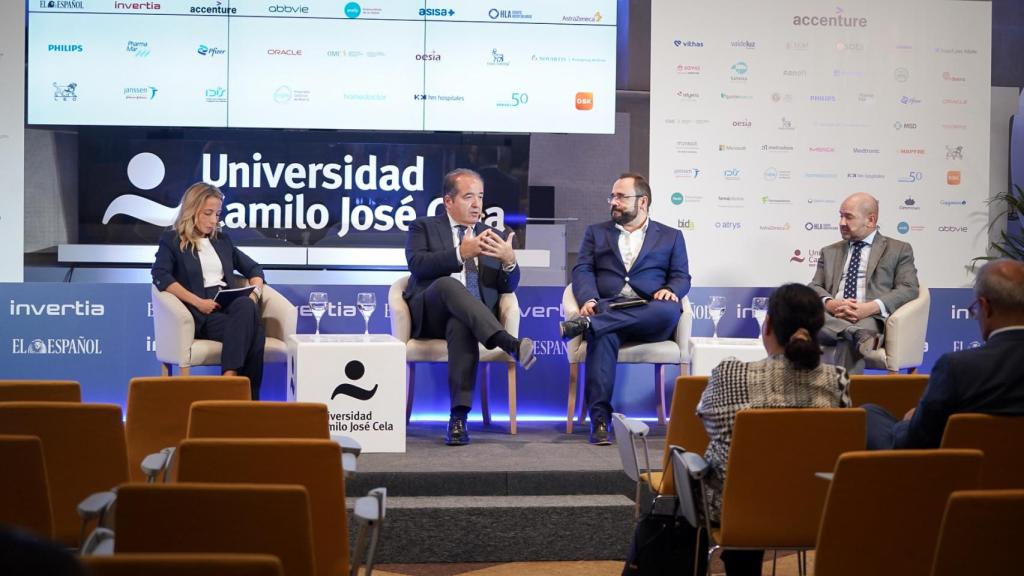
[865,258,1024,449]
[152,182,267,399]
[809,192,920,373]
[696,283,851,574]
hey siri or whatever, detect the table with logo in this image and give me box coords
[688,337,768,376]
[287,334,406,452]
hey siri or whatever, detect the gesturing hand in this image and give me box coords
[480,230,517,268]
[653,289,678,302]
[458,227,485,260]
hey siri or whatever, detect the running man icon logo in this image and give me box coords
[331,360,379,401]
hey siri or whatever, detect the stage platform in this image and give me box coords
[346,421,667,563]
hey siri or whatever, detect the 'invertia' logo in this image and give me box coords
[9,300,105,316]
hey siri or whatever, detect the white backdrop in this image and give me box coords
[650,0,991,288]
[0,0,25,282]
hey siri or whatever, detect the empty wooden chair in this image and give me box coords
[848,374,928,418]
[0,435,54,539]
[930,489,1023,576]
[82,553,283,576]
[0,380,80,403]
[186,400,329,439]
[941,413,1024,488]
[815,450,983,576]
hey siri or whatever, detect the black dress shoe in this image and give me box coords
[560,316,591,340]
[445,417,470,446]
[515,337,538,370]
[589,418,612,446]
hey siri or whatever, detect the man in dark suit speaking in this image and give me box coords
[809,192,920,373]
[404,168,536,446]
[560,173,691,444]
[865,259,1024,449]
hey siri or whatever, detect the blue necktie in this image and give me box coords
[842,241,867,300]
[457,225,482,301]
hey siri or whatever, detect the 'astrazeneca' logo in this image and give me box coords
[197,44,226,57]
[673,40,703,48]
[11,338,103,355]
[9,299,105,316]
[52,82,78,101]
[48,44,83,53]
[124,86,158,100]
[489,8,532,20]
[126,40,150,57]
[562,11,603,23]
[204,86,227,103]
[269,4,308,13]
[488,49,509,66]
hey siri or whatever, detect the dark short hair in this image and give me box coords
[442,168,483,198]
[768,283,825,370]
[619,172,652,207]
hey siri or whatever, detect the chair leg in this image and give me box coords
[908,366,918,374]
[577,364,587,426]
[655,364,667,426]
[481,364,492,426]
[567,363,579,434]
[507,362,517,435]
[405,364,415,424]
[705,545,721,576]
[180,366,190,376]
[161,363,171,377]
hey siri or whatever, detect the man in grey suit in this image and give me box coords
[809,192,920,373]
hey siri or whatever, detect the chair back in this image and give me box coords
[176,439,348,576]
[151,284,196,366]
[259,283,297,342]
[0,402,128,547]
[848,374,928,418]
[114,482,316,576]
[879,285,931,370]
[656,376,709,496]
[82,553,283,576]
[0,380,80,403]
[611,413,648,484]
[940,413,1024,488]
[388,275,412,343]
[125,376,251,482]
[815,450,982,576]
[930,489,1024,576]
[717,408,866,547]
[668,445,705,529]
[187,401,330,439]
[0,435,54,539]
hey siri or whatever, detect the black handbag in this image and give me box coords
[622,498,708,576]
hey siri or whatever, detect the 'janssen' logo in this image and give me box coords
[124,86,158,100]
[48,44,83,52]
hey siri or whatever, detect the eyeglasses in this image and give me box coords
[967,299,981,318]
[607,194,640,204]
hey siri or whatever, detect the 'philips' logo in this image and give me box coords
[48,44,83,52]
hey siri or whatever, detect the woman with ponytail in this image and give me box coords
[695,283,850,574]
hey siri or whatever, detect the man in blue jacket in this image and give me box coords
[404,168,536,446]
[561,173,692,444]
[865,258,1024,449]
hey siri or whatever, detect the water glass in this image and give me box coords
[357,292,376,335]
[309,292,328,335]
[752,297,768,338]
[709,296,727,340]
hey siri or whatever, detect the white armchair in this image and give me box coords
[823,285,931,373]
[151,283,296,376]
[562,285,693,433]
[388,275,521,434]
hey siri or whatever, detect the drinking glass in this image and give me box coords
[752,297,769,338]
[357,292,376,335]
[709,296,727,340]
[309,292,328,335]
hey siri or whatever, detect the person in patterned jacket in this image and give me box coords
[696,283,851,575]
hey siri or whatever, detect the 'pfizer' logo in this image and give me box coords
[126,152,165,190]
[897,221,910,234]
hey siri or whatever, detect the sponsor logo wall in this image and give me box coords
[0,283,981,417]
[650,0,992,288]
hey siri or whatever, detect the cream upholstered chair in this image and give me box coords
[562,284,693,433]
[388,275,521,434]
[151,283,296,377]
[823,285,931,373]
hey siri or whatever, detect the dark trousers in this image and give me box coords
[412,277,506,411]
[198,288,266,400]
[863,403,907,450]
[584,299,680,420]
[818,314,883,374]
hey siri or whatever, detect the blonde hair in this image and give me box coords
[174,182,224,252]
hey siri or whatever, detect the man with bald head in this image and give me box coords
[865,259,1024,449]
[809,192,920,373]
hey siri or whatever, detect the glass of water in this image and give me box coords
[709,296,727,340]
[357,292,376,335]
[309,292,328,335]
[752,297,768,338]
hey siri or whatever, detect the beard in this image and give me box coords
[611,205,638,226]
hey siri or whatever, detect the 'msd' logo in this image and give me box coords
[102,152,180,225]
[330,360,379,401]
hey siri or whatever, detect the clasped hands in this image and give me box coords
[459,228,516,268]
[827,298,879,322]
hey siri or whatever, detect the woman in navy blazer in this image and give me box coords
[152,182,267,399]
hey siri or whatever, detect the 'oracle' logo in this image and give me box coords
[267,49,303,56]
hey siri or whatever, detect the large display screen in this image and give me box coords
[27,0,617,133]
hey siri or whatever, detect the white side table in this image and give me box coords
[287,334,406,452]
[688,337,768,376]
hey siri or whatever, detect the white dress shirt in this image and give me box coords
[833,230,889,317]
[615,217,649,298]
[196,237,226,288]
